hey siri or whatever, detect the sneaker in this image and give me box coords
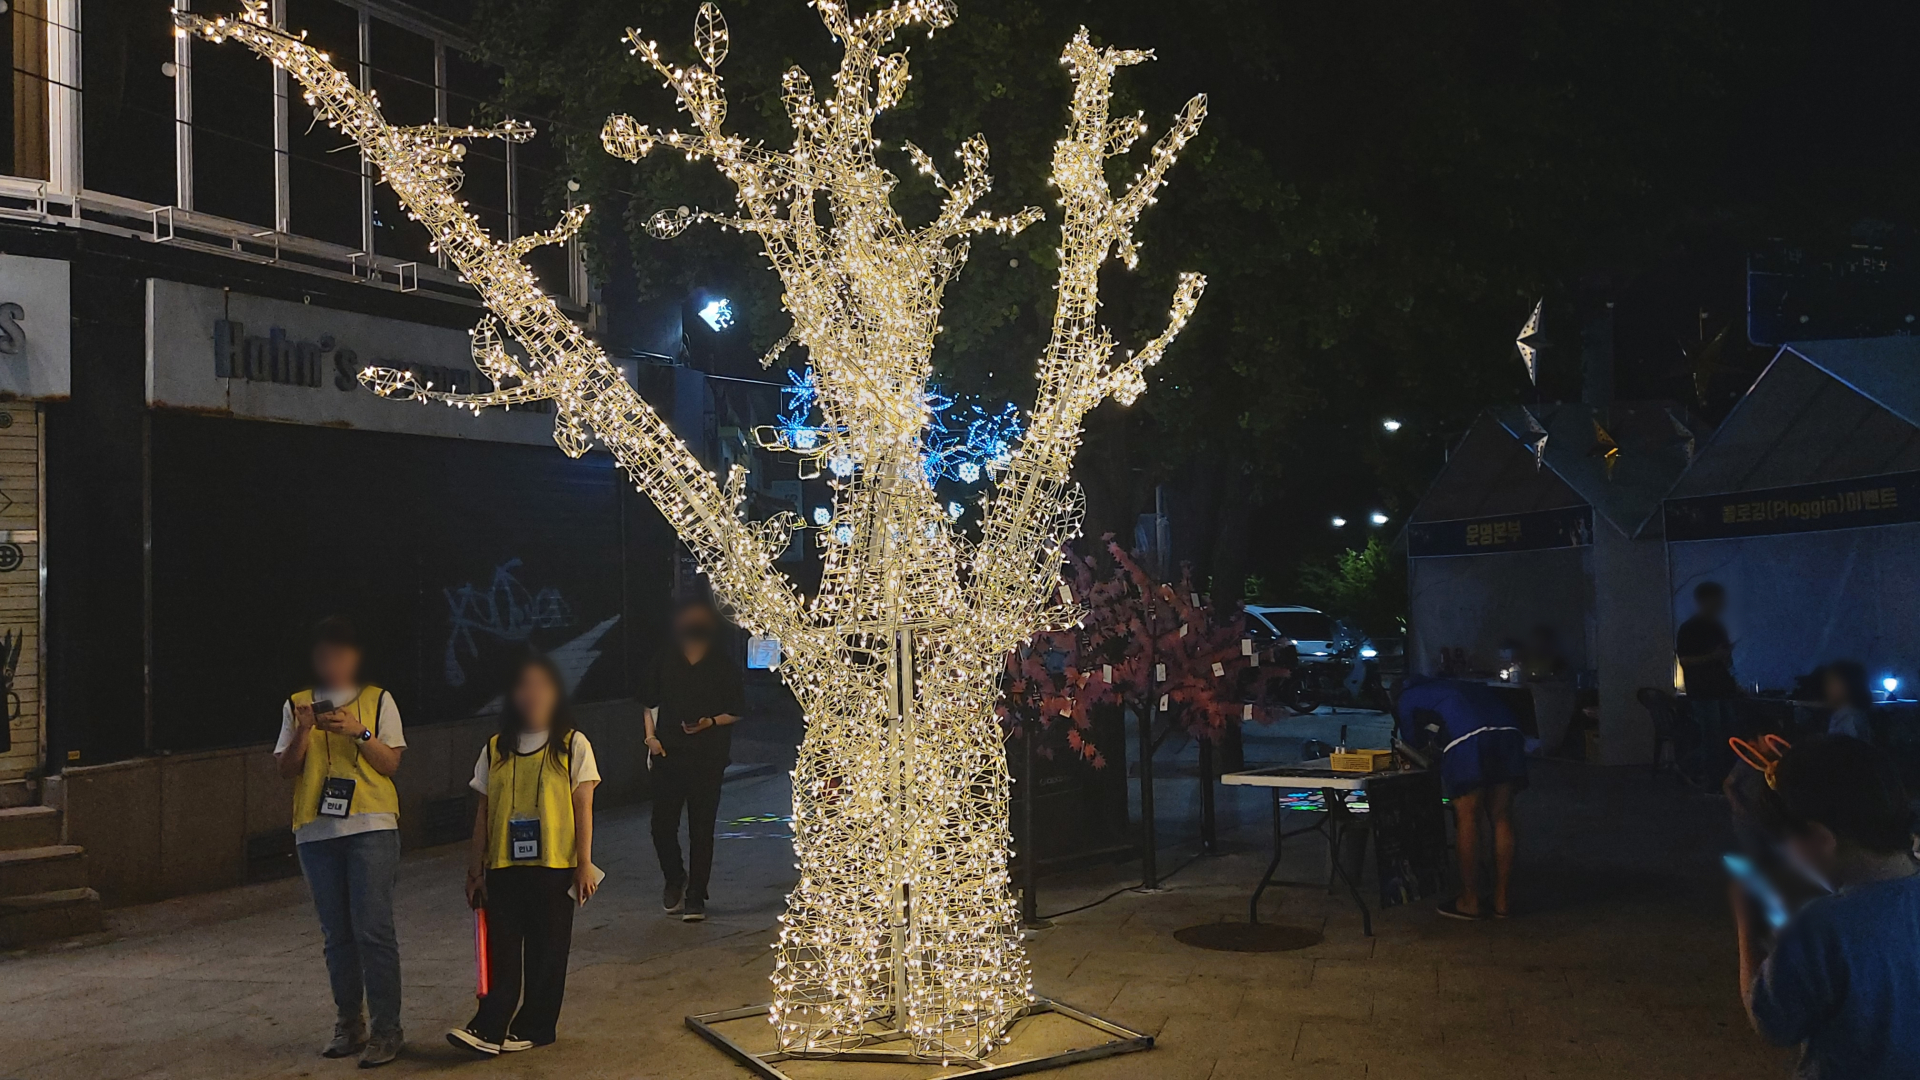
[663,878,686,914]
[682,898,706,922]
[1436,899,1488,922]
[358,1028,404,1068]
[445,1027,500,1057]
[500,1036,536,1053]
[323,1016,368,1058]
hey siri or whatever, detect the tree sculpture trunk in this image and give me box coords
[181,0,1204,1060]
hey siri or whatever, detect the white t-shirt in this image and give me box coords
[276,689,407,845]
[469,730,600,795]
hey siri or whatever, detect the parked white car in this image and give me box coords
[1244,605,1362,659]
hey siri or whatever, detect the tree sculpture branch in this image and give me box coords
[967,30,1208,651]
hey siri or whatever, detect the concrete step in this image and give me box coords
[0,845,87,898]
[0,887,103,949]
[0,805,61,850]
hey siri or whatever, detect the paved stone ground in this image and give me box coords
[0,733,1789,1080]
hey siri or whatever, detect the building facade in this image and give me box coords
[0,0,690,909]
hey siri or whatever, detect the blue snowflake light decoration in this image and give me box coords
[775,367,1022,486]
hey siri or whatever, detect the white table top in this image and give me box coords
[1221,759,1406,791]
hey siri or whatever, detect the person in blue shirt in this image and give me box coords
[1394,676,1528,920]
[1737,735,1920,1080]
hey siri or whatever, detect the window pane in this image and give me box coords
[285,0,361,247]
[445,50,507,241]
[368,18,433,261]
[82,0,173,200]
[3,0,52,181]
[190,31,273,225]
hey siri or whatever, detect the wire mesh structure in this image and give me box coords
[180,1,1204,1063]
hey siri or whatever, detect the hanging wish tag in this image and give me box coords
[318,776,356,819]
[1154,663,1165,682]
[1178,624,1188,638]
[1241,638,1254,656]
[1251,653,1260,667]
[1058,583,1073,604]
[508,818,542,862]
[1243,703,1254,721]
[1158,694,1169,711]
[1212,662,1225,677]
[1101,664,1112,682]
[1190,593,1200,607]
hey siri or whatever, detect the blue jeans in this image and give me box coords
[297,830,403,1035]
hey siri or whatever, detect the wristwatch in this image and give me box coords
[356,728,374,743]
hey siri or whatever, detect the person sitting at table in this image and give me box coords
[1394,675,1528,920]
[1821,660,1879,743]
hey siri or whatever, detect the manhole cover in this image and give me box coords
[1173,922,1324,953]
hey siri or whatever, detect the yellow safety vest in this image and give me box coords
[289,686,400,831]
[485,732,578,870]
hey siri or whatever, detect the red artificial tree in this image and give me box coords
[997,537,1287,767]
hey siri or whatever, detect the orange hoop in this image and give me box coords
[1729,733,1791,789]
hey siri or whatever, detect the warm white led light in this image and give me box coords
[181,0,1203,1060]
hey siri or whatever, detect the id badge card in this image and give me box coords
[508,817,541,862]
[319,776,356,818]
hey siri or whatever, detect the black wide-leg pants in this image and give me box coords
[470,866,575,1044]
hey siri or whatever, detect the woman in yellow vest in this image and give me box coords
[448,654,600,1056]
[273,616,407,1067]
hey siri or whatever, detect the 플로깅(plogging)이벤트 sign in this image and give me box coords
[145,280,561,446]
[1664,470,1920,542]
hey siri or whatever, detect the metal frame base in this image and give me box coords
[685,999,1154,1080]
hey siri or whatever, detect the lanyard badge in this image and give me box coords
[508,817,541,861]
[319,776,356,818]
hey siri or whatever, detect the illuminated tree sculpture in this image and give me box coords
[180,0,1204,1060]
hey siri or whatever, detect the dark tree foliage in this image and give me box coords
[467,0,1920,599]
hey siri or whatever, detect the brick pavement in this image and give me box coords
[0,758,1788,1079]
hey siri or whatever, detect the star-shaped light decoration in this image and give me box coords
[1521,408,1549,470]
[1516,298,1543,385]
[1589,417,1621,479]
[1665,406,1696,464]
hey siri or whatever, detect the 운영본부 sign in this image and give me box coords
[1406,504,1594,558]
[1664,471,1920,542]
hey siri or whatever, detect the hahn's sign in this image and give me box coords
[145,280,557,445]
[0,253,71,400]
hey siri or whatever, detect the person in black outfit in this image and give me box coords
[1676,581,1740,786]
[639,598,745,922]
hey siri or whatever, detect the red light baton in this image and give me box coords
[474,908,491,999]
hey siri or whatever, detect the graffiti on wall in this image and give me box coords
[443,558,574,687]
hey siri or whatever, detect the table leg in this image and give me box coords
[1249,788,1284,925]
[1324,790,1374,937]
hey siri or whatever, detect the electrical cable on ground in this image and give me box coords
[1037,846,1209,921]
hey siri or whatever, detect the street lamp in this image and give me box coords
[1381,418,1402,432]
[1330,516,1347,528]
[1370,511,1389,526]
